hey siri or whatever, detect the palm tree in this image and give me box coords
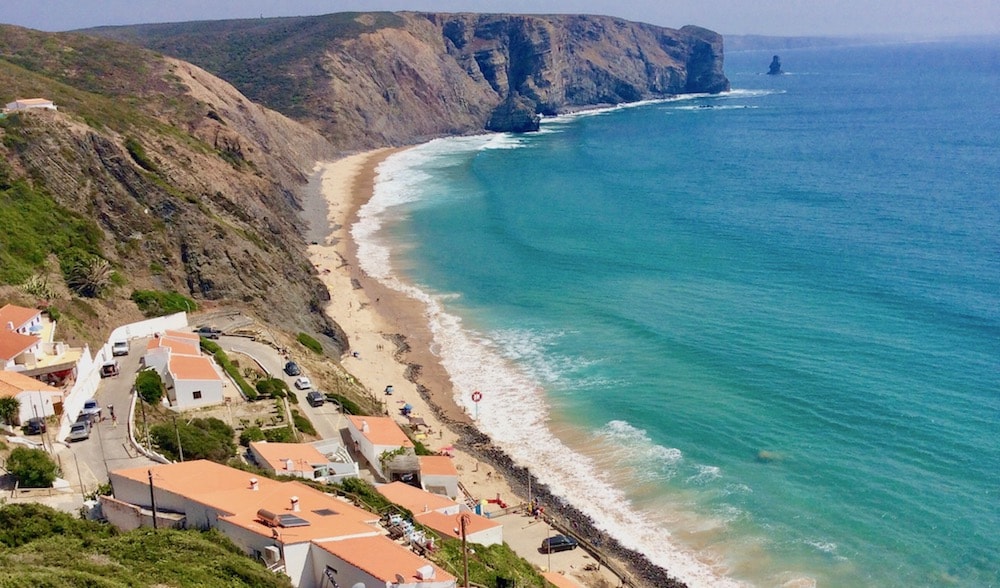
[67,257,114,298]
[0,397,21,427]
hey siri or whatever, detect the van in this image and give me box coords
[111,341,129,356]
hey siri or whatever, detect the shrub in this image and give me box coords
[296,332,323,354]
[7,447,59,488]
[263,426,294,443]
[255,378,288,399]
[239,426,265,447]
[131,289,197,317]
[291,410,316,436]
[66,256,114,298]
[150,417,236,462]
[124,136,158,172]
[135,369,165,405]
[0,396,20,426]
[325,393,362,415]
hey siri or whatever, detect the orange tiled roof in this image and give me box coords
[112,460,379,543]
[168,355,220,381]
[0,304,40,331]
[377,481,457,514]
[162,329,200,342]
[346,415,413,447]
[418,455,458,477]
[250,442,328,473]
[148,336,201,357]
[414,510,501,540]
[0,370,60,398]
[317,535,455,584]
[0,331,39,361]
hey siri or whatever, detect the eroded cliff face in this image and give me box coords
[89,12,729,148]
[0,27,348,351]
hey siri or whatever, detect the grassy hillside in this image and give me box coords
[0,503,293,587]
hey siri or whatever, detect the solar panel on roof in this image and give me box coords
[278,514,311,528]
[312,508,338,516]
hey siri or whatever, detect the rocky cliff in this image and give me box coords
[88,12,729,149]
[0,25,347,350]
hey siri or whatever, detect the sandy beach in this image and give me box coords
[305,150,627,587]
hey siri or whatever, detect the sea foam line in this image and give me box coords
[354,138,747,588]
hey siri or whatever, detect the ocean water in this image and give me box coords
[354,40,1000,587]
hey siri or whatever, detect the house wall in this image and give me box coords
[171,376,223,410]
[309,550,384,588]
[56,343,99,442]
[468,525,503,547]
[421,474,459,500]
[15,390,62,424]
[107,312,188,346]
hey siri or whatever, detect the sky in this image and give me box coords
[2,0,998,37]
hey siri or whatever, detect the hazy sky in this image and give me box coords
[3,0,998,37]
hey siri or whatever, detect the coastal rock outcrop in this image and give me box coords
[768,54,784,75]
[87,12,730,145]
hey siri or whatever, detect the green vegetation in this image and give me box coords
[263,425,295,443]
[296,332,323,354]
[124,136,158,171]
[64,254,115,298]
[0,503,293,587]
[6,447,59,488]
[131,289,197,316]
[255,377,288,399]
[336,477,399,514]
[136,369,165,404]
[239,426,265,446]
[200,339,257,400]
[291,409,316,436]
[0,397,19,426]
[434,538,551,588]
[0,162,104,285]
[19,273,55,301]
[150,417,236,462]
[324,392,362,415]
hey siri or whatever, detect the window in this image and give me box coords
[192,391,202,399]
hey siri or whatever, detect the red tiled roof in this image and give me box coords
[346,415,413,447]
[0,370,60,398]
[0,304,40,331]
[317,535,455,584]
[414,510,501,540]
[168,355,220,381]
[377,481,457,514]
[419,455,458,477]
[0,331,39,361]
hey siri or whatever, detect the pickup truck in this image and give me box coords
[195,326,222,339]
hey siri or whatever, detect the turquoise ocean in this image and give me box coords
[353,40,999,587]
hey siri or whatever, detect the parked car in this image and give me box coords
[294,376,312,390]
[284,361,301,376]
[195,325,221,339]
[25,417,47,435]
[100,361,120,378]
[306,391,325,407]
[540,535,579,553]
[67,421,90,442]
[111,340,129,356]
[82,399,102,420]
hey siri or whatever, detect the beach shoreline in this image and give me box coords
[304,149,688,588]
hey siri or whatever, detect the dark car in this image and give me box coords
[306,391,325,407]
[540,535,579,553]
[25,417,47,435]
[284,361,301,376]
[195,326,221,339]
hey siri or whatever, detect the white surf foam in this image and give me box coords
[355,138,749,588]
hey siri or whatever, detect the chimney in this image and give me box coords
[5,321,13,332]
[284,458,294,471]
[361,420,369,433]
[290,496,300,512]
[249,478,259,491]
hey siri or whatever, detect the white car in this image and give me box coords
[293,376,312,390]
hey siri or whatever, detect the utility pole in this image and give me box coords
[458,513,471,588]
[148,469,158,529]
[172,416,184,462]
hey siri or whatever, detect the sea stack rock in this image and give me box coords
[486,94,541,133]
[767,55,783,75]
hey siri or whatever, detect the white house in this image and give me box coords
[4,98,57,111]
[418,455,460,499]
[0,304,44,336]
[345,415,414,480]
[0,330,42,371]
[0,370,62,425]
[142,330,223,410]
[249,440,358,483]
[105,460,455,588]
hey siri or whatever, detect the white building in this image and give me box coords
[143,330,223,409]
[4,98,57,111]
[418,455,460,499]
[105,460,455,588]
[249,440,359,483]
[377,481,503,547]
[345,415,414,480]
[0,370,63,425]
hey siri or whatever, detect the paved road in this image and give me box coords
[51,337,156,495]
[218,336,345,441]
